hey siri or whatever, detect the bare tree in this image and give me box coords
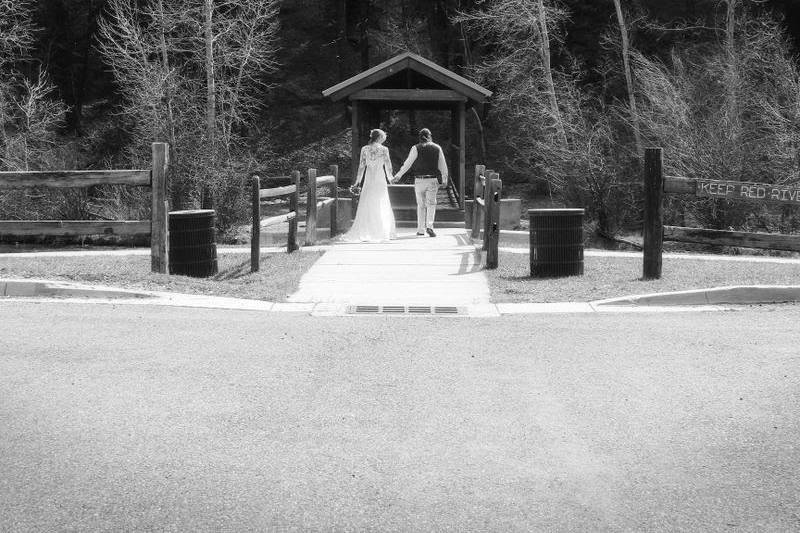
[612,0,643,157]
[97,0,280,211]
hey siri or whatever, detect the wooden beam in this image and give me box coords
[315,175,336,187]
[316,197,336,210]
[664,226,800,252]
[351,101,360,181]
[330,164,339,237]
[150,142,169,274]
[251,176,260,272]
[288,171,300,252]
[323,54,411,101]
[260,211,297,228]
[485,175,502,268]
[471,164,485,239]
[0,170,151,189]
[642,147,664,280]
[260,184,297,199]
[458,100,466,209]
[349,89,467,102]
[664,175,696,194]
[0,220,151,237]
[305,168,317,246]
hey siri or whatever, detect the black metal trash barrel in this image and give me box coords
[168,209,218,277]
[529,208,584,277]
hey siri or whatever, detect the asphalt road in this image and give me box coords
[1,302,799,532]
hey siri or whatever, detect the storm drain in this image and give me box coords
[348,305,462,316]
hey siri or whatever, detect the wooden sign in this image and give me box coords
[696,179,800,204]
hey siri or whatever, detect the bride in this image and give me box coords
[341,128,397,242]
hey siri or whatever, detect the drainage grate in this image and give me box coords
[347,305,463,316]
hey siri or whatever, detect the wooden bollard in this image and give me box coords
[305,168,317,246]
[471,164,485,239]
[330,164,339,237]
[288,170,300,252]
[251,175,261,271]
[150,142,169,273]
[486,174,502,269]
[642,148,663,280]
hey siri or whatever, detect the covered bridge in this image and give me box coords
[322,52,492,219]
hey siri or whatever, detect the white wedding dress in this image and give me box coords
[342,143,397,242]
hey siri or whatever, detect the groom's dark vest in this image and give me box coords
[411,142,442,178]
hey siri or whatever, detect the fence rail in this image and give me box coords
[470,164,502,269]
[0,142,169,273]
[250,165,339,272]
[642,147,800,279]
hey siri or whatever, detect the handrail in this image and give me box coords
[0,142,169,273]
[249,164,340,271]
[250,170,301,271]
[259,184,297,199]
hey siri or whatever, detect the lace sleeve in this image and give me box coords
[383,146,393,179]
[356,146,367,185]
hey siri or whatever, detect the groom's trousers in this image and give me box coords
[414,177,439,232]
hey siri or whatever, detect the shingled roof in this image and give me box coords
[322,52,492,104]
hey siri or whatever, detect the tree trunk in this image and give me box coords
[612,0,643,158]
[203,0,215,209]
[535,0,567,147]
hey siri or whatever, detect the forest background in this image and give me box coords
[3,0,800,242]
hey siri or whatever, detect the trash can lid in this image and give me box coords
[169,209,216,218]
[528,208,585,215]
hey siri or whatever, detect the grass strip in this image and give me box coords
[488,252,800,303]
[0,251,323,302]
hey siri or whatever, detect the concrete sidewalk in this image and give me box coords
[287,228,490,306]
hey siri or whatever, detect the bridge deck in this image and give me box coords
[287,229,489,306]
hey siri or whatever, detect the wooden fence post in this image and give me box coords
[486,173,502,269]
[471,164,485,239]
[288,170,300,252]
[482,169,494,250]
[251,175,260,272]
[643,147,664,280]
[305,168,317,246]
[330,164,339,237]
[150,142,169,273]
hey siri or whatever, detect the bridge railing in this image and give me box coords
[249,165,339,272]
[470,164,502,269]
[0,142,170,273]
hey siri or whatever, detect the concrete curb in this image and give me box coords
[3,278,799,315]
[1,279,157,299]
[593,285,800,307]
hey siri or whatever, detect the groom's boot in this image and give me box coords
[426,228,436,237]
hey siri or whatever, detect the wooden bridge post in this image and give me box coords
[150,142,169,274]
[288,170,300,252]
[305,168,317,246]
[643,147,664,280]
[482,169,494,250]
[330,164,339,237]
[471,165,485,239]
[251,175,261,272]
[486,173,502,269]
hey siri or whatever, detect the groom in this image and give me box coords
[393,128,449,237]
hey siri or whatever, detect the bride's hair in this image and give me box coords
[369,128,386,144]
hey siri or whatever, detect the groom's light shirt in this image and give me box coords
[396,143,448,184]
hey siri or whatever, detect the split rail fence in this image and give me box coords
[0,142,170,273]
[470,164,502,268]
[250,165,339,272]
[643,147,800,279]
